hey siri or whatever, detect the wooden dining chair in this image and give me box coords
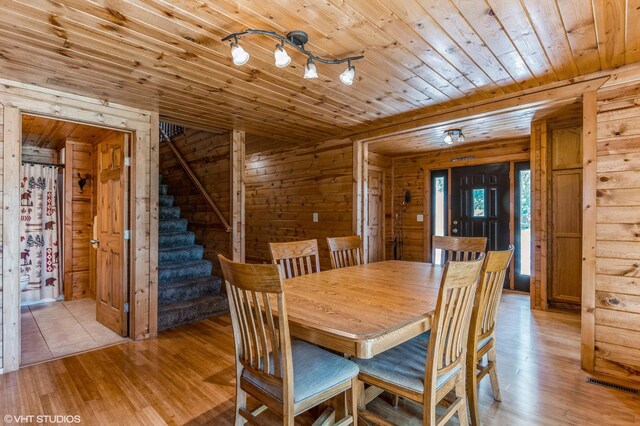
[431,236,487,266]
[354,256,484,426]
[466,246,514,426]
[218,255,359,426]
[327,235,364,269]
[269,239,321,279]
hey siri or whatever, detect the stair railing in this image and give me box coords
[160,126,232,233]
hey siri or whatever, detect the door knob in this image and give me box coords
[452,228,458,234]
[90,239,100,245]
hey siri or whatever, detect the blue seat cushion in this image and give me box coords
[242,340,359,404]
[353,338,459,394]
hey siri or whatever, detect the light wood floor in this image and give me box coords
[21,298,128,366]
[2,294,639,425]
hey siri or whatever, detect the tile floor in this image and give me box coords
[21,298,129,366]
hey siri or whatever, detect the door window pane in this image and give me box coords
[472,188,485,217]
[519,170,531,275]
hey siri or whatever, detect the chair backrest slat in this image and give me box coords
[327,236,364,269]
[269,239,321,279]
[424,256,484,397]
[219,255,294,407]
[471,246,514,342]
[432,236,487,266]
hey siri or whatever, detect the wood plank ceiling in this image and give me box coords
[22,114,117,149]
[0,0,637,145]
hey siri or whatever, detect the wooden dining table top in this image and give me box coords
[282,260,444,359]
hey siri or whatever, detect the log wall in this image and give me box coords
[159,129,232,277]
[388,138,531,264]
[245,139,353,270]
[589,72,640,383]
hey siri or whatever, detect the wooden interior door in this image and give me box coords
[451,163,511,287]
[96,133,128,336]
[367,168,384,262]
[549,127,582,308]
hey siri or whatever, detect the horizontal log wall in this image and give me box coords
[159,129,232,277]
[21,146,57,163]
[591,74,640,383]
[245,139,353,270]
[389,138,531,263]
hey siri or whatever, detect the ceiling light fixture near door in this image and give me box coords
[222,29,364,85]
[444,129,465,145]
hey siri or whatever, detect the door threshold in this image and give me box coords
[20,339,130,369]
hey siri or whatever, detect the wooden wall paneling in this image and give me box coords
[390,138,530,264]
[362,144,369,262]
[582,90,597,373]
[64,140,94,301]
[353,139,363,237]
[590,77,640,382]
[2,106,20,373]
[529,122,538,308]
[230,130,245,262]
[158,129,233,277]
[245,139,353,269]
[423,169,430,263]
[530,120,549,310]
[148,112,159,338]
[0,79,155,373]
[21,146,57,164]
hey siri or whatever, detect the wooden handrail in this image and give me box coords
[160,128,232,232]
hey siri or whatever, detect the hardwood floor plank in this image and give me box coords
[0,295,638,425]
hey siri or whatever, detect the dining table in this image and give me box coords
[282,260,444,359]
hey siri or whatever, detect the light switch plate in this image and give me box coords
[313,212,318,222]
[417,214,424,222]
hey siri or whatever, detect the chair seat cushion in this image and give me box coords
[242,340,359,404]
[353,338,460,395]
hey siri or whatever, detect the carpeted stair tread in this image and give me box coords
[157,175,227,331]
[159,194,174,207]
[158,259,212,283]
[158,276,222,305]
[159,205,181,219]
[159,231,196,249]
[159,218,188,233]
[158,294,229,331]
[159,245,204,264]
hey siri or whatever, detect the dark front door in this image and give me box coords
[451,163,511,287]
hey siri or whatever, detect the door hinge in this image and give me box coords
[124,156,131,166]
[124,303,130,313]
[124,229,131,240]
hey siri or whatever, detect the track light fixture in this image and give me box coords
[304,58,318,79]
[444,129,465,145]
[222,29,364,84]
[229,36,249,66]
[274,42,291,68]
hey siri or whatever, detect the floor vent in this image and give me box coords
[586,377,639,394]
